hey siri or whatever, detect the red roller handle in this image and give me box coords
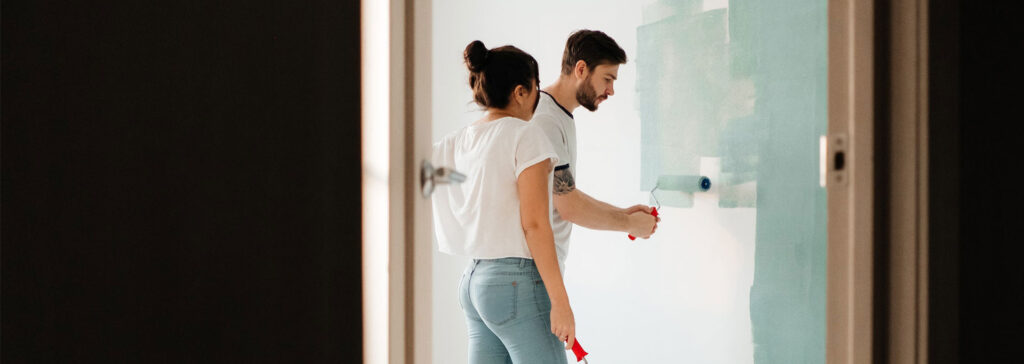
[570,338,589,362]
[627,207,658,240]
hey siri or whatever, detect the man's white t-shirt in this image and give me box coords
[431,117,560,266]
[532,91,577,253]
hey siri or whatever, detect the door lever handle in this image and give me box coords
[421,160,466,198]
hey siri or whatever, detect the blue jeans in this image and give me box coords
[459,258,568,364]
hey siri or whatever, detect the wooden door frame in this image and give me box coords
[373,0,434,363]
[826,0,877,361]
[884,0,931,363]
[360,0,432,362]
[829,1,933,363]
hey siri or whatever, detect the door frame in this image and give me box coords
[360,0,433,362]
[883,0,932,363]
[826,0,876,362]
[829,1,932,363]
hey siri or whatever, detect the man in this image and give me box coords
[532,29,659,272]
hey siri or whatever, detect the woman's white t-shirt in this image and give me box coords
[431,117,561,267]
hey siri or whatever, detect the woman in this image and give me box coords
[432,40,573,364]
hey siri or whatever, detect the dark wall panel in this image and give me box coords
[955,1,1023,362]
[2,0,363,362]
[928,0,1023,362]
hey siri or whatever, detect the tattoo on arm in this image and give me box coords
[553,165,576,195]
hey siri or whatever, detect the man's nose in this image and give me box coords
[606,83,615,96]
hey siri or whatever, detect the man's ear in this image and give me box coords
[574,60,588,80]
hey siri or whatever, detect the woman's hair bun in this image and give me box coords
[464,40,488,72]
[462,42,538,109]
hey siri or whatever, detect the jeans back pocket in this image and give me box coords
[472,280,518,325]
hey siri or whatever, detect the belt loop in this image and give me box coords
[519,259,526,269]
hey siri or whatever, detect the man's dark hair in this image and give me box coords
[560,30,627,75]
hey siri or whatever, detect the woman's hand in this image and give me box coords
[550,302,576,350]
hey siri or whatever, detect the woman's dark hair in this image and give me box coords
[464,40,540,109]
[560,29,627,75]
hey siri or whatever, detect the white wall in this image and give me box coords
[431,1,758,363]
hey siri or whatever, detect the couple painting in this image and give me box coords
[432,30,659,364]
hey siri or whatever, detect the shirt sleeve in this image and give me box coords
[431,136,453,170]
[532,113,572,169]
[515,123,560,178]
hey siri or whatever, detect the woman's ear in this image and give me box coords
[514,85,527,104]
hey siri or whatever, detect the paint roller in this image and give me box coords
[655,174,712,193]
[627,175,711,240]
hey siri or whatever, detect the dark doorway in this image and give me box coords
[927,0,1024,362]
[2,0,363,362]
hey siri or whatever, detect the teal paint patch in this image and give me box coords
[637,3,730,208]
[637,0,827,362]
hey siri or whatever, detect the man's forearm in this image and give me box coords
[555,189,629,231]
[551,165,630,231]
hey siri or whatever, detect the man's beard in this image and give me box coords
[576,75,601,112]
